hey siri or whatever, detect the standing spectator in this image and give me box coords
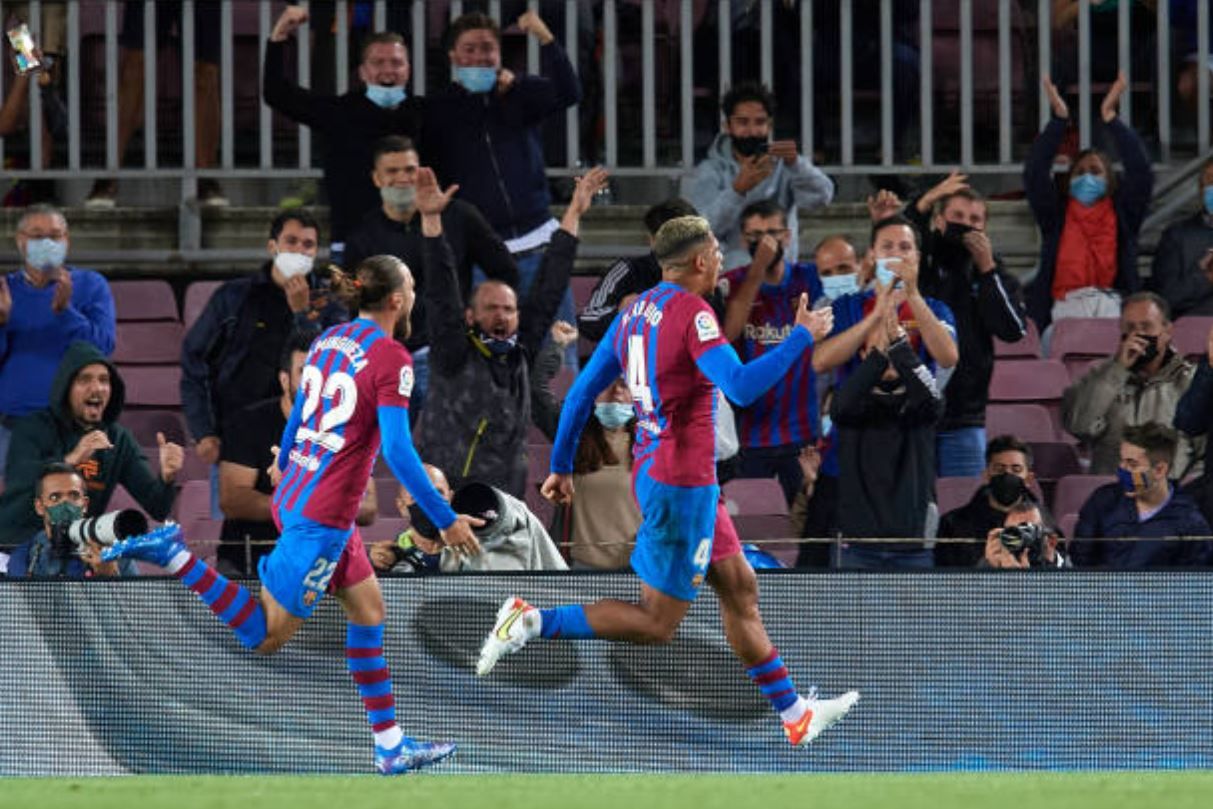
[577,198,699,343]
[1072,423,1212,569]
[718,199,823,505]
[0,342,182,548]
[86,1,225,207]
[832,287,944,569]
[1174,322,1213,526]
[421,10,581,363]
[261,4,422,259]
[5,462,138,578]
[1062,292,1203,478]
[0,205,114,478]
[935,435,1042,568]
[812,235,861,306]
[1148,157,1213,317]
[217,333,376,576]
[180,211,346,495]
[415,166,606,498]
[343,136,519,411]
[1173,0,1213,111]
[1023,74,1152,331]
[680,81,834,269]
[903,173,1028,477]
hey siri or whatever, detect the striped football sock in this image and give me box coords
[746,648,803,719]
[347,623,404,750]
[169,550,267,650]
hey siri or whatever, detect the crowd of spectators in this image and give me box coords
[4,5,1213,579]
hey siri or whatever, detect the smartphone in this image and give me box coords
[7,22,40,74]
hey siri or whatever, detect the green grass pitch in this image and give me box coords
[7,771,1213,809]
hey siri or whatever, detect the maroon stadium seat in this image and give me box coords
[988,359,1073,442]
[366,517,408,545]
[1048,318,1122,378]
[993,319,1042,360]
[183,281,223,332]
[114,321,185,365]
[120,365,182,408]
[1171,316,1213,360]
[109,280,178,322]
[1051,475,1116,524]
[936,476,982,516]
[722,477,793,565]
[121,409,187,446]
[985,403,1056,443]
[571,275,599,314]
[375,477,401,517]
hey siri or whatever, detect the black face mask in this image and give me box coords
[988,473,1027,508]
[1128,333,1160,371]
[733,136,769,158]
[941,221,974,244]
[747,238,784,267]
[407,503,439,540]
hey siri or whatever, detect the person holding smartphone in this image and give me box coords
[1,10,68,186]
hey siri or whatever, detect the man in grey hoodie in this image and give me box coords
[680,81,834,269]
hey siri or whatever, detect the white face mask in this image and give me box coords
[274,251,313,280]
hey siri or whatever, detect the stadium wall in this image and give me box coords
[2,572,1211,775]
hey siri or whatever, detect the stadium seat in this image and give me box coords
[1028,441,1084,483]
[1051,475,1116,524]
[114,321,185,365]
[993,319,1042,360]
[1171,316,1213,360]
[367,517,408,544]
[1058,512,1079,541]
[183,281,223,332]
[526,444,555,529]
[722,478,793,565]
[121,409,188,447]
[1065,357,1105,384]
[119,365,182,408]
[936,476,982,516]
[571,275,599,314]
[985,403,1056,443]
[1048,318,1122,378]
[375,477,401,517]
[988,359,1072,441]
[108,279,178,322]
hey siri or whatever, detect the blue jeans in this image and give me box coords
[513,250,578,370]
[838,545,934,570]
[408,346,430,425]
[737,443,806,506]
[936,427,987,478]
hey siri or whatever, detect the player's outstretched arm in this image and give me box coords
[550,332,624,476]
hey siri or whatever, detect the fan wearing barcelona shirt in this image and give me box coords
[105,244,483,776]
[717,199,823,505]
[476,215,860,747]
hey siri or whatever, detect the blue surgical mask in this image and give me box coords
[820,273,859,301]
[454,66,498,94]
[874,257,902,288]
[1116,466,1151,496]
[25,237,67,272]
[365,84,406,108]
[1203,185,1213,216]
[1070,173,1107,207]
[820,414,833,437]
[594,402,633,430]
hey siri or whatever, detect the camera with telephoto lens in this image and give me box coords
[998,522,1048,566]
[49,510,149,561]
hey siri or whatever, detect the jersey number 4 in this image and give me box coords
[295,365,358,453]
[626,335,655,416]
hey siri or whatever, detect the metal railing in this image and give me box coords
[0,1,1209,246]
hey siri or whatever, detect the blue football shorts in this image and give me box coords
[259,513,351,619]
[630,462,720,602]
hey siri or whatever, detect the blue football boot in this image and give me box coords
[375,737,457,775]
[101,523,187,568]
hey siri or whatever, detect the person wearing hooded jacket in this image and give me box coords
[0,341,182,549]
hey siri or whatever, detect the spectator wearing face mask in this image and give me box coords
[181,211,348,478]
[900,174,1027,478]
[1062,292,1203,478]
[1148,156,1213,318]
[717,199,824,505]
[262,5,422,258]
[1024,74,1152,331]
[935,435,1042,568]
[0,205,115,480]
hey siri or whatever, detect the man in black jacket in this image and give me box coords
[263,4,422,257]
[414,165,607,499]
[1149,157,1213,317]
[901,173,1028,478]
[832,283,944,569]
[935,434,1042,567]
[344,136,519,412]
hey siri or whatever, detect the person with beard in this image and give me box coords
[415,165,607,499]
[935,435,1044,568]
[217,333,377,575]
[0,341,182,549]
[681,81,834,270]
[343,136,519,414]
[105,251,484,776]
[832,284,944,569]
[717,199,823,506]
[900,174,1028,478]
[1063,292,1204,478]
[262,5,422,258]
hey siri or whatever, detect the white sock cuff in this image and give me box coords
[165,549,192,575]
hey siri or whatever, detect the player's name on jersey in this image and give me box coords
[743,322,793,345]
[312,334,370,372]
[289,447,322,472]
[623,298,664,327]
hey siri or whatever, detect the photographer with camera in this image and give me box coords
[981,501,1070,570]
[1062,292,1203,477]
[0,342,181,549]
[6,462,138,577]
